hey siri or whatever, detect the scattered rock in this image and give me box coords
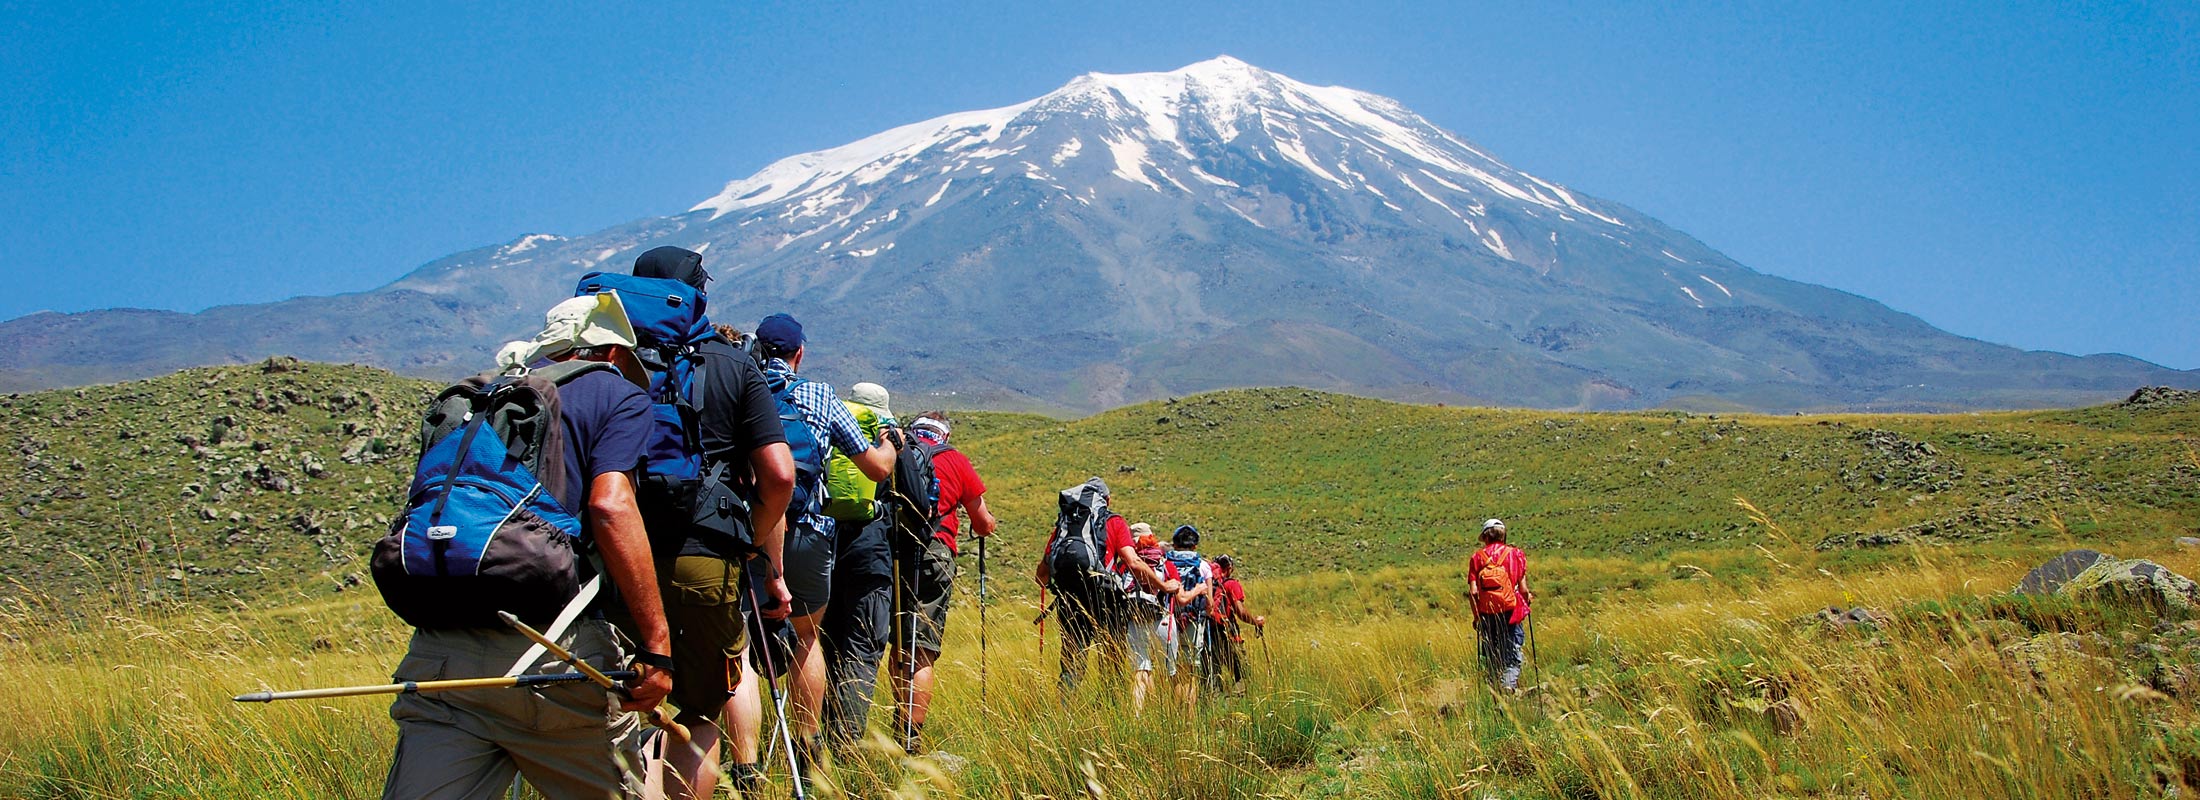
[1795,606,1888,633]
[2063,558,2200,617]
[259,356,303,374]
[2016,549,2110,595]
[2121,386,2200,411]
[2178,537,2200,550]
[1117,464,1135,473]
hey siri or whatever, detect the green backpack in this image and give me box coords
[823,400,886,523]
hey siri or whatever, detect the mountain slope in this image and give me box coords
[3,57,2191,411]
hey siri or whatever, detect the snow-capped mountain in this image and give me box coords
[3,57,2191,410]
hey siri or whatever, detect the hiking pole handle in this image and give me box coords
[497,611,690,744]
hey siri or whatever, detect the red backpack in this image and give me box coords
[1473,545,1521,616]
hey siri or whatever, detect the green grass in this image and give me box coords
[3,363,2198,797]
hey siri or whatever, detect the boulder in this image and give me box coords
[2015,549,2110,595]
[2063,558,2200,617]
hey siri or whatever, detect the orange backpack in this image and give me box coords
[1473,546,1520,616]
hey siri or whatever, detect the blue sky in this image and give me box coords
[5,1,2196,367]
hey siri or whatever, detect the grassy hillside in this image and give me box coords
[5,363,2200,798]
[6,361,2196,609]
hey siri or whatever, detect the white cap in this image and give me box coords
[910,416,950,437]
[848,382,892,417]
[1482,518,1506,533]
[495,294,643,384]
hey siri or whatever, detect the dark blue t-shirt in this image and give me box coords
[547,365,653,533]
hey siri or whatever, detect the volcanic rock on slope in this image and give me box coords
[3,56,2192,411]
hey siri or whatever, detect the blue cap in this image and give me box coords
[756,313,805,354]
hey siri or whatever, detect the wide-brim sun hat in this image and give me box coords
[849,382,892,417]
[495,293,645,385]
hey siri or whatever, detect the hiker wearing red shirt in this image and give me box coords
[1208,554,1264,693]
[1037,478,1176,694]
[888,411,997,755]
[1467,518,1533,692]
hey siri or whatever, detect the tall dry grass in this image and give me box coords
[6,526,2199,799]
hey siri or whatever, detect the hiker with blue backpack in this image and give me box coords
[576,248,800,799]
[372,293,675,799]
[1162,525,1216,709]
[748,312,898,774]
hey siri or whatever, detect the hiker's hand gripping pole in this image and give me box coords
[498,611,690,744]
[233,671,637,703]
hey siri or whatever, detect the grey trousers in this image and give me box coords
[381,621,649,800]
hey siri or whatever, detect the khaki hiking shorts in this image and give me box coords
[660,555,747,722]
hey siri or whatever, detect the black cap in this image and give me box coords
[634,246,710,290]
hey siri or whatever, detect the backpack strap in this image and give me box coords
[525,358,616,386]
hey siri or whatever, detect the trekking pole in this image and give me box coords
[746,578,808,800]
[233,670,636,702]
[978,534,989,703]
[1527,613,1541,689]
[497,611,690,744]
[1256,624,1272,678]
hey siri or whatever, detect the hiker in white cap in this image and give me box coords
[381,293,673,800]
[818,380,898,749]
[1466,518,1534,692]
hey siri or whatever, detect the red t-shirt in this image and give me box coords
[1469,543,1530,623]
[921,432,985,554]
[1211,578,1246,622]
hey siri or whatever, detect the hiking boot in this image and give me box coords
[724,762,763,797]
[899,722,926,755]
[794,734,827,789]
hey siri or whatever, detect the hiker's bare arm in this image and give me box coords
[852,435,896,480]
[587,471,673,710]
[1117,545,1174,593]
[966,495,997,538]
[748,441,796,617]
[1175,581,1210,605]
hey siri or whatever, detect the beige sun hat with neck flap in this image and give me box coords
[848,382,892,418]
[494,293,646,386]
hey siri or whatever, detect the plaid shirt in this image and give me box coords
[762,357,874,535]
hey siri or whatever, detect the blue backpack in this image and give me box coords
[572,272,715,508]
[1165,550,1210,616]
[371,360,609,629]
[761,369,828,520]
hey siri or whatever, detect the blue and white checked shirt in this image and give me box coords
[763,357,874,536]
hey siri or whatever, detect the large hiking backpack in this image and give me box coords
[824,402,887,523]
[761,370,828,520]
[571,272,718,517]
[880,429,946,548]
[1165,550,1209,617]
[370,360,610,630]
[1473,545,1522,616]
[1046,479,1119,620]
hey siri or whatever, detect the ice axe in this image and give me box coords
[233,670,635,703]
[497,610,689,744]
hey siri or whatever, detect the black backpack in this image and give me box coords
[881,428,947,549]
[1046,478,1119,613]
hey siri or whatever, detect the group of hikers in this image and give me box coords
[1033,477,1266,714]
[368,246,998,799]
[349,246,1528,799]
